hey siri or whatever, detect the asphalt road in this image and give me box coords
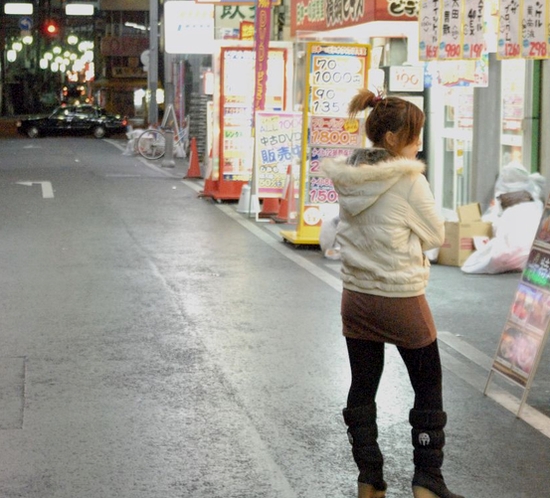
[0,136,549,498]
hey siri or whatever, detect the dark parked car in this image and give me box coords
[16,104,128,139]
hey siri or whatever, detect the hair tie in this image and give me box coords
[372,94,384,105]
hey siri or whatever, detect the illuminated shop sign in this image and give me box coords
[290,0,418,36]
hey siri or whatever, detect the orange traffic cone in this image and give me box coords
[185,137,202,179]
[273,165,297,224]
[199,146,216,198]
[258,197,280,219]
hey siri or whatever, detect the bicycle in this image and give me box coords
[137,119,189,160]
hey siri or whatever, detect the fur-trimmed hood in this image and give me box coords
[321,149,426,216]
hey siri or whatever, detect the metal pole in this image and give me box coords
[161,26,175,167]
[162,127,175,168]
[148,0,158,126]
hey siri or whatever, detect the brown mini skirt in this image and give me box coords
[341,288,437,349]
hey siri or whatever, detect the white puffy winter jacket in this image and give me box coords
[321,150,444,297]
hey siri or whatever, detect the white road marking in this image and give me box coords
[15,181,54,198]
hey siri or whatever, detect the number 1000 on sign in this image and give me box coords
[312,56,364,86]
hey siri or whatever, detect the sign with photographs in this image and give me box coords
[485,194,550,415]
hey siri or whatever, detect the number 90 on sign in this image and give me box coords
[311,87,358,116]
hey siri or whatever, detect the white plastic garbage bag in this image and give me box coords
[123,128,143,156]
[320,216,341,260]
[494,162,544,201]
[462,201,543,274]
[483,162,546,223]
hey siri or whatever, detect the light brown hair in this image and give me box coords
[348,89,425,156]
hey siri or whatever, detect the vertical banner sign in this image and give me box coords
[253,0,272,113]
[255,112,302,197]
[439,0,463,59]
[419,0,440,60]
[281,42,369,245]
[462,0,485,59]
[485,195,550,416]
[497,0,521,58]
[521,0,548,59]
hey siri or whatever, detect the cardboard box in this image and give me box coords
[437,203,493,267]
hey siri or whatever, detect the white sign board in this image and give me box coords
[388,66,424,93]
[164,1,215,55]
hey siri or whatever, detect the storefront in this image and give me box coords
[288,0,548,214]
[425,57,540,211]
[420,0,547,212]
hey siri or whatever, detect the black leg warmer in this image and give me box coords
[343,404,387,492]
[410,409,464,498]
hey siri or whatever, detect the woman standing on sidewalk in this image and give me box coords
[321,90,464,498]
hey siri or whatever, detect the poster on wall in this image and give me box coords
[281,42,370,245]
[425,55,489,88]
[485,196,550,415]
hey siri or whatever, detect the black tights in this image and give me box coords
[346,338,443,411]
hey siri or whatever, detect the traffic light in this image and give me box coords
[42,20,60,38]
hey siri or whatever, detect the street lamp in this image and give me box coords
[65,3,95,16]
[3,3,33,15]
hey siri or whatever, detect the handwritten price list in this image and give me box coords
[439,0,463,60]
[498,0,549,59]
[308,116,363,204]
[420,0,486,61]
[462,0,485,59]
[521,0,548,58]
[306,45,368,208]
[419,0,440,60]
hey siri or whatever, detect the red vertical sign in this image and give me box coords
[253,0,272,113]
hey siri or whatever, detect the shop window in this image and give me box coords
[500,59,526,170]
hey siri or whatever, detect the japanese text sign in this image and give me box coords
[497,0,549,59]
[255,112,302,197]
[419,0,486,61]
[253,0,272,112]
